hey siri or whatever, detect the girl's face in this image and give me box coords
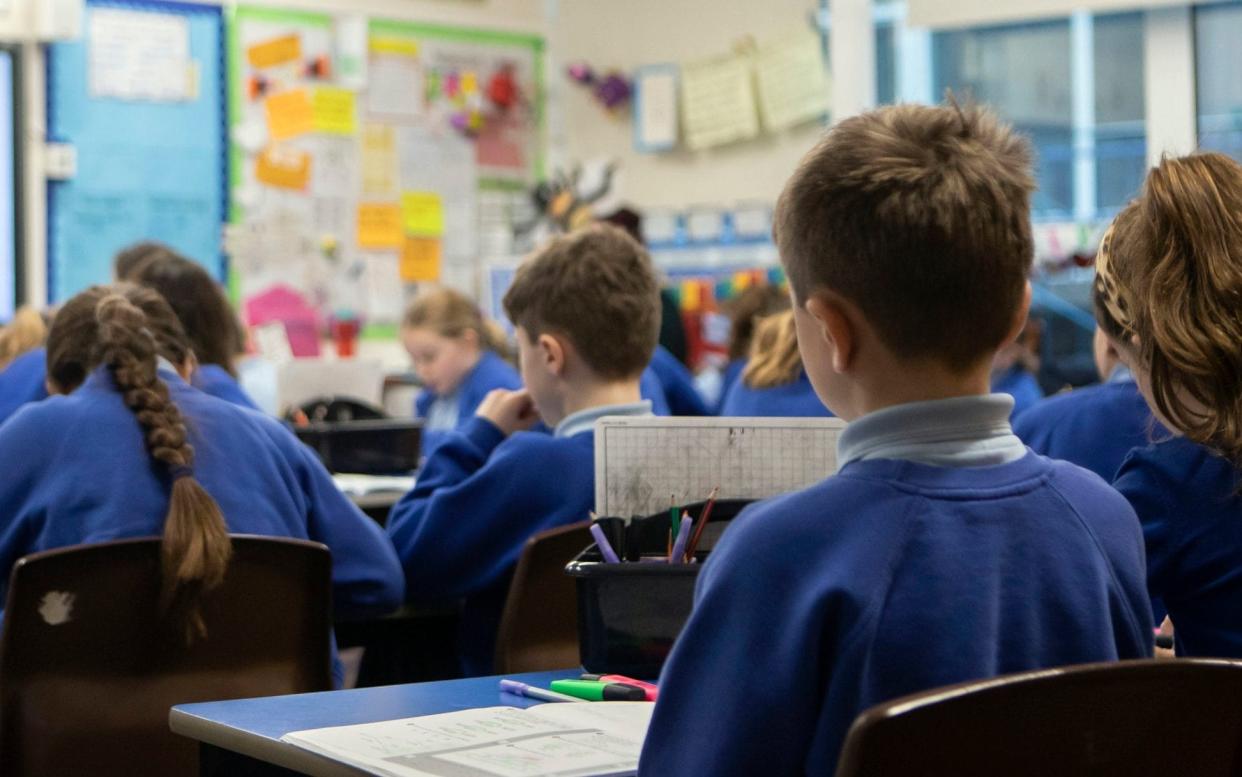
[403,327,480,397]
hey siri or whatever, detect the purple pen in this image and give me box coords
[590,522,621,564]
[669,517,693,563]
[499,679,586,703]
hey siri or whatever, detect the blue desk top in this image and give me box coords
[171,670,582,776]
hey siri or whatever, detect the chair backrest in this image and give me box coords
[494,521,592,674]
[836,658,1242,777]
[0,535,333,777]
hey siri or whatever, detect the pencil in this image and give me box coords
[685,487,719,560]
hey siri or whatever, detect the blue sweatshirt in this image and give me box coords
[1014,370,1153,481]
[387,400,653,676]
[0,367,405,686]
[714,358,746,415]
[191,363,260,411]
[0,348,49,427]
[648,345,710,416]
[640,396,1152,777]
[415,350,522,455]
[640,369,670,416]
[719,369,832,418]
[1115,436,1242,658]
[992,365,1043,418]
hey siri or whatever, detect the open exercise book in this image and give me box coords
[281,702,655,777]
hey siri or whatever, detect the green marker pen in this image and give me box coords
[550,679,647,702]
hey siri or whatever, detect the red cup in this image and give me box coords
[331,317,360,358]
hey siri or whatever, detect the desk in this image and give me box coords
[172,669,580,777]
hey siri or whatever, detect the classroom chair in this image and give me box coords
[0,536,333,777]
[835,658,1242,777]
[494,521,592,674]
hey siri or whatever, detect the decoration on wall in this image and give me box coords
[431,62,524,139]
[566,62,632,113]
[516,162,618,236]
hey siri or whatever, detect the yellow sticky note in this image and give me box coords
[248,34,302,69]
[265,89,314,142]
[362,124,397,197]
[255,147,311,191]
[401,237,442,282]
[370,37,419,57]
[357,203,403,250]
[313,87,357,136]
[401,192,445,237]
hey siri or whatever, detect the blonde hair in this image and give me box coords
[0,307,48,369]
[743,310,802,389]
[47,284,232,644]
[403,287,512,360]
[1095,152,1242,467]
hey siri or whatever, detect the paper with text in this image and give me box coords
[679,54,759,150]
[282,702,653,777]
[755,30,831,131]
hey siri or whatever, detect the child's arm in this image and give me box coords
[388,389,562,601]
[288,438,406,617]
[639,520,826,776]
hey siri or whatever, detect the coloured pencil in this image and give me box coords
[685,487,719,560]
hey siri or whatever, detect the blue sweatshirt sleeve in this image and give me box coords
[639,511,828,777]
[1114,450,1183,600]
[386,417,572,600]
[0,408,50,594]
[284,434,405,616]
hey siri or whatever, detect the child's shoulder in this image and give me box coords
[474,350,521,386]
[1119,435,1233,492]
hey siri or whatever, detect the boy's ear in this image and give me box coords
[1001,282,1034,347]
[804,292,857,373]
[538,332,568,377]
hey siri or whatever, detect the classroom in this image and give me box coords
[0,0,1239,774]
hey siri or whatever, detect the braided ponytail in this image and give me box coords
[50,285,232,643]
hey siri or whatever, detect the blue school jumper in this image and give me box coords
[719,369,832,418]
[387,400,652,676]
[1014,368,1153,481]
[714,358,746,415]
[639,396,1152,777]
[639,369,670,416]
[992,364,1043,417]
[0,348,49,427]
[191,363,260,411]
[648,345,710,416]
[0,367,405,687]
[1115,436,1242,657]
[414,350,522,454]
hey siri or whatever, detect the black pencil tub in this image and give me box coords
[565,498,753,678]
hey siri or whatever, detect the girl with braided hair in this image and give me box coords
[1102,153,1242,659]
[0,284,402,684]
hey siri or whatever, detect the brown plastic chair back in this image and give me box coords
[494,521,592,674]
[837,658,1242,777]
[0,535,333,777]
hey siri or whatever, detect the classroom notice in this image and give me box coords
[282,702,654,777]
[754,31,831,131]
[89,8,192,102]
[680,54,760,150]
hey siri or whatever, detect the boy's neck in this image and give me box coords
[850,363,993,419]
[560,379,643,420]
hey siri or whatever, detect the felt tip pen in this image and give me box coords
[581,674,659,701]
[549,679,648,702]
[589,522,621,564]
[499,679,587,703]
[669,516,693,563]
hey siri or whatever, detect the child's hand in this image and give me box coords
[477,388,539,436]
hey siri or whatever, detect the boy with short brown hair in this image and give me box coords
[639,102,1152,777]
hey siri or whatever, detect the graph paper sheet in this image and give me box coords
[594,416,846,517]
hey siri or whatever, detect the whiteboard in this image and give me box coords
[594,416,845,518]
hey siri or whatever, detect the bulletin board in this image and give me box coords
[46,0,227,303]
[225,5,544,332]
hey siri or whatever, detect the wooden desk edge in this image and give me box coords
[169,707,368,777]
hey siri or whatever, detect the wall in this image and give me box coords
[554,0,825,212]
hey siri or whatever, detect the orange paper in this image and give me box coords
[255,147,311,190]
[400,237,442,282]
[247,34,302,69]
[265,89,314,142]
[357,203,403,249]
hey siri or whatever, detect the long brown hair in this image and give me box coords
[1094,152,1242,468]
[404,287,513,361]
[725,285,789,362]
[47,284,232,643]
[743,310,803,389]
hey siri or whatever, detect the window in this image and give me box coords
[933,19,1075,217]
[1196,3,1242,158]
[1093,13,1145,212]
